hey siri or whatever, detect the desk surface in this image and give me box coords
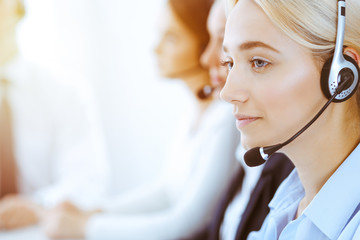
[0,226,49,240]
[0,226,80,240]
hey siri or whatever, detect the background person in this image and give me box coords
[41,0,240,239]
[0,0,109,230]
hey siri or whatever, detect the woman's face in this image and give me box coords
[221,0,326,150]
[200,2,228,91]
[155,4,201,79]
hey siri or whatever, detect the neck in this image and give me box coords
[283,100,360,214]
[181,69,214,134]
[0,31,18,66]
[182,68,214,112]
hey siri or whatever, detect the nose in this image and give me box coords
[154,38,163,55]
[200,41,218,69]
[220,68,249,104]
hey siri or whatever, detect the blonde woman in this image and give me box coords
[193,1,293,239]
[222,0,360,239]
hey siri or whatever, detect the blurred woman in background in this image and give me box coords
[41,0,240,239]
[0,0,108,231]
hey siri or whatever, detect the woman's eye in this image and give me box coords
[251,58,270,70]
[221,60,233,71]
[226,62,233,71]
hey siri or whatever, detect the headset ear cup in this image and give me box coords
[320,57,333,100]
[344,54,360,82]
[320,55,360,102]
[340,55,360,102]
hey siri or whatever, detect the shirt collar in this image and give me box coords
[303,143,360,239]
[268,168,304,211]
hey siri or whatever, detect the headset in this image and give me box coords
[320,0,359,102]
[244,0,360,167]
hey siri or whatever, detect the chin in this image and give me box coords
[241,138,255,151]
[157,69,172,79]
[241,135,271,151]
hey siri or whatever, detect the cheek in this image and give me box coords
[171,43,200,68]
[158,43,186,67]
[257,64,323,138]
[219,66,228,82]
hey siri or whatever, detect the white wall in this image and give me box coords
[19,0,192,194]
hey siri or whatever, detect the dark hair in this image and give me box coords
[168,0,214,53]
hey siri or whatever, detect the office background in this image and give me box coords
[19,0,194,194]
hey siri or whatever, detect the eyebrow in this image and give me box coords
[223,41,280,53]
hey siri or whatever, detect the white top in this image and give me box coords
[0,57,109,209]
[220,145,265,240]
[86,100,240,240]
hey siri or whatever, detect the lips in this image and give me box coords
[234,114,260,128]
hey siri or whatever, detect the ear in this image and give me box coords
[344,47,360,67]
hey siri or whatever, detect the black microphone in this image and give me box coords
[197,85,215,99]
[244,75,352,167]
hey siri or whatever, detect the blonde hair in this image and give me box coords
[227,0,360,60]
[226,0,360,109]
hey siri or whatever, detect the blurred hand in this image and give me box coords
[42,201,100,239]
[0,195,40,230]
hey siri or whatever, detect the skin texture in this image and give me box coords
[221,0,360,216]
[200,1,228,96]
[221,0,324,150]
[42,201,99,239]
[0,195,39,230]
